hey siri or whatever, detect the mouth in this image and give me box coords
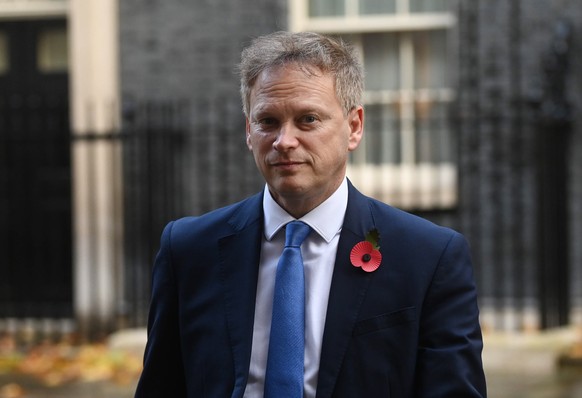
[271,160,304,170]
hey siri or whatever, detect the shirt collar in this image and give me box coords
[262,178,348,243]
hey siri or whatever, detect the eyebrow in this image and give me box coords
[254,101,328,113]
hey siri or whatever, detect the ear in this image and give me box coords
[347,106,364,151]
[245,118,253,151]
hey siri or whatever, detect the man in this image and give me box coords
[135,31,486,397]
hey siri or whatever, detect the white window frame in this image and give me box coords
[289,0,457,210]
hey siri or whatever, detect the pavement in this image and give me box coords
[1,327,581,397]
[483,327,582,397]
[0,374,135,398]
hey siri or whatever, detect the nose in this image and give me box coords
[273,122,299,152]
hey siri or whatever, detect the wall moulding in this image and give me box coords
[0,0,68,19]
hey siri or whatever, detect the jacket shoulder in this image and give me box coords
[163,192,263,246]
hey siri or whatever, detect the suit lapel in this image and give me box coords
[218,193,264,398]
[316,182,376,398]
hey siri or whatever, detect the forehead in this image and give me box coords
[249,64,338,110]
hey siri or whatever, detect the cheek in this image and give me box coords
[323,132,350,156]
[247,131,260,148]
[248,135,272,156]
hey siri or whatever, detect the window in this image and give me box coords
[0,32,8,74]
[37,27,68,73]
[290,0,457,209]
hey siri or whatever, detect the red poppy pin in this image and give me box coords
[350,229,382,273]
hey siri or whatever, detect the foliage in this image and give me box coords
[0,335,142,396]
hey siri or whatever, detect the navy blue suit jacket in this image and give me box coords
[135,181,486,397]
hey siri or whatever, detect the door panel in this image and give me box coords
[0,19,72,318]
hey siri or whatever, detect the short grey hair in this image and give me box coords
[239,31,364,116]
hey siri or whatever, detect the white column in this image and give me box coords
[69,0,122,336]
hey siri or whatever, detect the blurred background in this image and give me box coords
[0,0,581,396]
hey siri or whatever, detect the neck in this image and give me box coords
[268,178,345,219]
[274,198,320,219]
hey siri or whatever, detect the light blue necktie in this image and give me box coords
[264,221,311,398]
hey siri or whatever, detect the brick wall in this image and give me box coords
[118,0,288,216]
[457,0,582,330]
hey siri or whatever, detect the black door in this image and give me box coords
[0,19,72,318]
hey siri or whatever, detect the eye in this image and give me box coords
[262,117,276,124]
[255,117,278,130]
[260,117,275,125]
[300,114,318,124]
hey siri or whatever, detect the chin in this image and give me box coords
[270,180,308,197]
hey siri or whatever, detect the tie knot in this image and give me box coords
[284,221,311,248]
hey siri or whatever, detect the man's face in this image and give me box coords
[246,64,363,216]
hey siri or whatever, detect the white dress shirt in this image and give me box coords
[243,179,348,398]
